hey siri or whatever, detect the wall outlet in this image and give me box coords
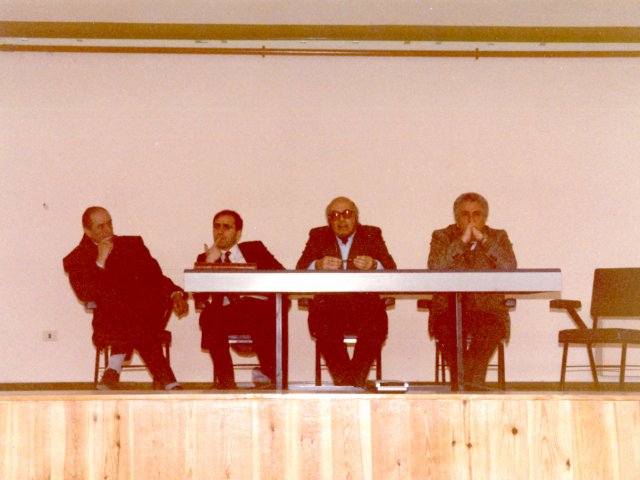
[43,330,58,341]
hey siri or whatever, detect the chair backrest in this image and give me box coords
[228,334,255,356]
[591,268,640,318]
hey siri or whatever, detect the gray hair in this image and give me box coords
[325,196,358,217]
[453,192,489,219]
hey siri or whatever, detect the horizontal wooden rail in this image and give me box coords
[2,22,640,43]
[3,44,640,58]
[2,22,640,57]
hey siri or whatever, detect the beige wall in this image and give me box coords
[2,0,639,25]
[1,51,639,383]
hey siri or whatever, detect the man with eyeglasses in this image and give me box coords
[194,209,285,389]
[428,192,517,390]
[296,197,396,387]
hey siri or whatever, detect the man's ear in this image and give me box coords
[235,229,242,244]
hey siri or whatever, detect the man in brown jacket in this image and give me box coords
[428,192,517,389]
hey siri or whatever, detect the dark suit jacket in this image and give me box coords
[195,241,285,341]
[296,224,396,271]
[427,224,517,337]
[194,240,284,305]
[295,224,396,336]
[63,235,182,343]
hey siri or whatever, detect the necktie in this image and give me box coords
[222,251,238,304]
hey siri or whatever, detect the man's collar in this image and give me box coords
[222,243,241,255]
[336,231,356,245]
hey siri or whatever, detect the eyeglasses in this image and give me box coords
[327,209,355,221]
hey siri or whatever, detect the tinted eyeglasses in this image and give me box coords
[327,209,355,221]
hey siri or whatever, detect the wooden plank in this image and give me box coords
[2,22,640,44]
[3,23,640,57]
[1,392,639,479]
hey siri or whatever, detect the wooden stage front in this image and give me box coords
[1,389,639,479]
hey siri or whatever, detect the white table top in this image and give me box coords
[184,268,562,294]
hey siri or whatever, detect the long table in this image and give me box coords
[184,268,562,390]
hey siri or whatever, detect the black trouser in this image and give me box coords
[200,296,275,387]
[432,311,505,389]
[309,294,387,387]
[110,337,177,388]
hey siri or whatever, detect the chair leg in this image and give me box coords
[441,349,448,383]
[586,344,600,388]
[435,343,447,384]
[560,343,568,390]
[94,346,110,387]
[375,351,382,381]
[315,342,322,386]
[620,343,628,387]
[498,343,506,391]
[94,348,101,387]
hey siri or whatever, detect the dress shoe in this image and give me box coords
[252,367,273,387]
[463,379,491,392]
[212,380,238,390]
[97,368,120,390]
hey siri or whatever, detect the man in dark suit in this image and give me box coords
[63,206,189,390]
[296,197,396,387]
[195,210,285,389]
[428,192,517,389]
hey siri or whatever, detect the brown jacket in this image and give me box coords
[427,224,517,337]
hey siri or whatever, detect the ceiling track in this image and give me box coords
[2,22,640,58]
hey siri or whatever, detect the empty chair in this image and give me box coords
[551,268,640,389]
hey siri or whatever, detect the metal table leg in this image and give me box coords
[455,292,465,391]
[275,293,284,390]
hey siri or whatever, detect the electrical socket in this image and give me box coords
[43,330,58,341]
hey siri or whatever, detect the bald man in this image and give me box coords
[296,197,396,387]
[63,206,188,390]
